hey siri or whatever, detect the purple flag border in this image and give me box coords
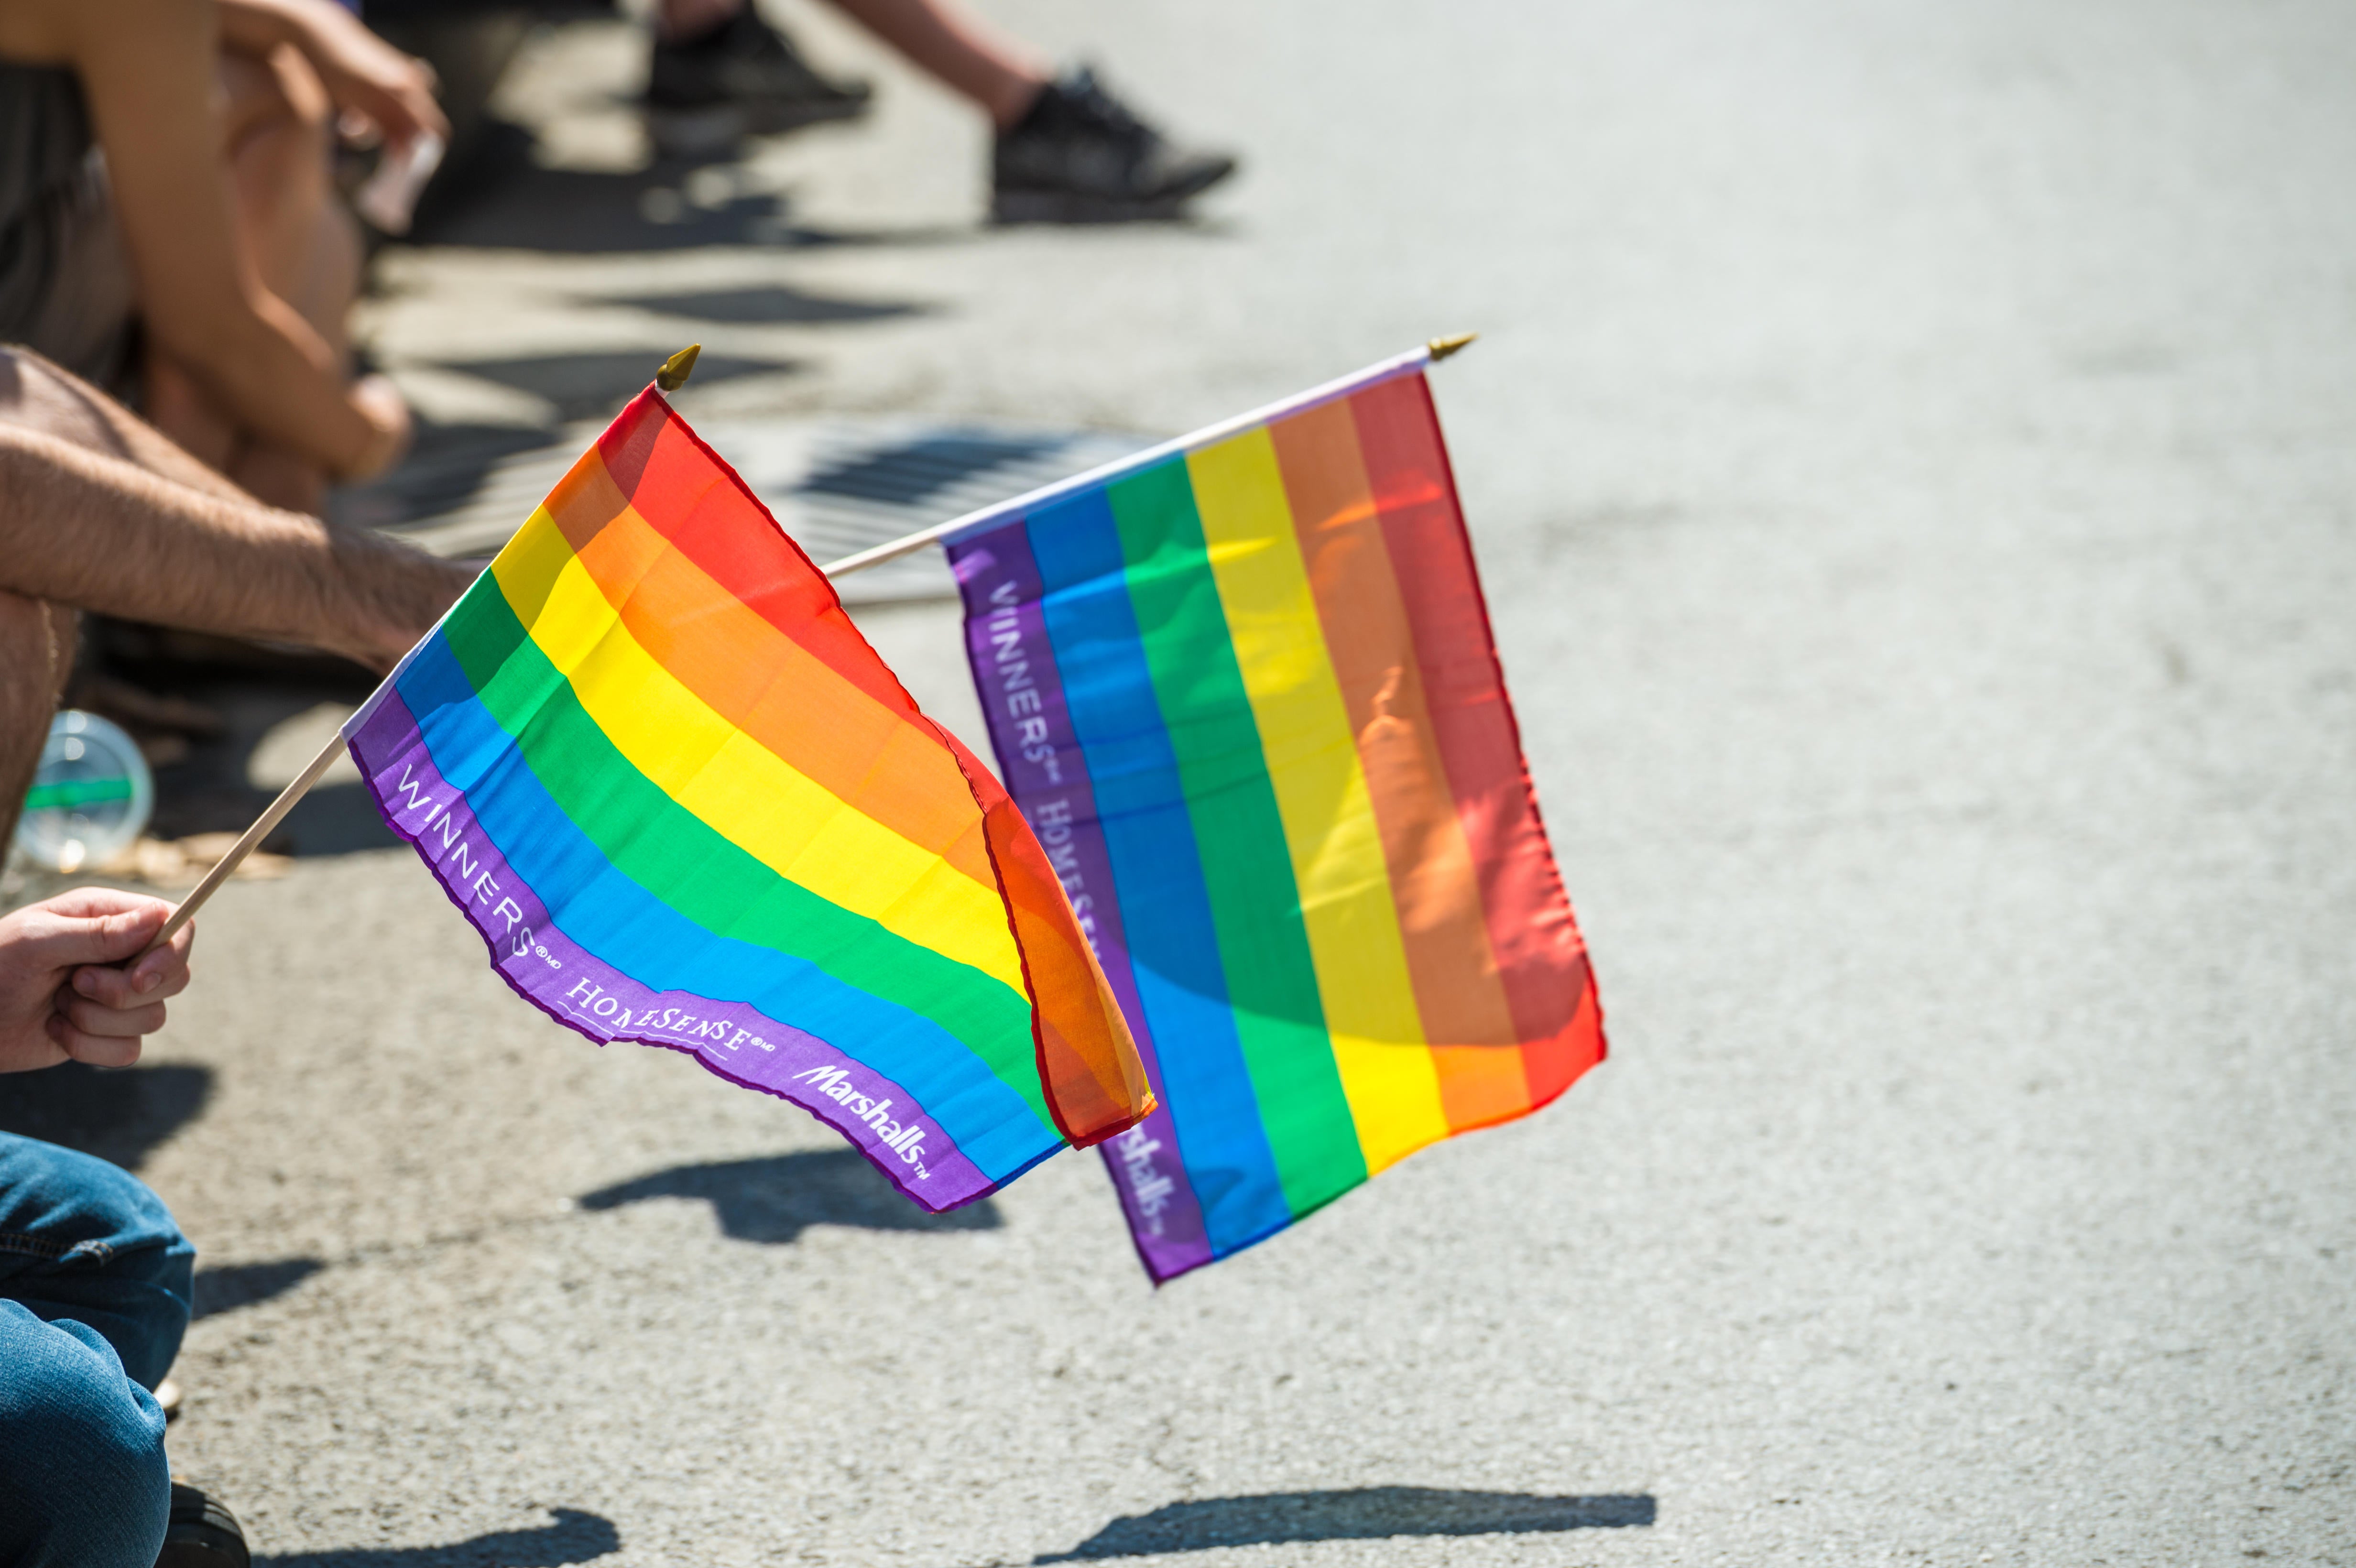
[344,682,1005,1214]
[950,521,1216,1281]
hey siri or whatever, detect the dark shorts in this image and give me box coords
[0,68,139,395]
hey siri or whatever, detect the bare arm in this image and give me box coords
[0,344,254,502]
[0,420,470,670]
[217,0,447,151]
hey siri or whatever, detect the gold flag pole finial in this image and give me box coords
[1427,333,1479,362]
[655,343,702,392]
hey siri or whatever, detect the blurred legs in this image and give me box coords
[143,44,360,514]
[817,0,1048,127]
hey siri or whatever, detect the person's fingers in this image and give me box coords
[26,902,169,971]
[329,55,446,149]
[47,1013,142,1069]
[394,76,449,144]
[54,987,167,1039]
[72,963,150,1009]
[364,88,421,148]
[36,887,176,925]
[123,918,194,998]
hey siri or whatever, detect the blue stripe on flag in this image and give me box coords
[393,631,1058,1182]
[1025,488,1295,1250]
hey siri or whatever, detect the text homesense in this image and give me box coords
[980,578,1177,1233]
[382,761,935,1181]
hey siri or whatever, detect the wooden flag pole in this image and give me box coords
[145,730,348,949]
[142,335,1477,947]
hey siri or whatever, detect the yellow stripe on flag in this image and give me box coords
[491,510,1028,996]
[1186,430,1450,1173]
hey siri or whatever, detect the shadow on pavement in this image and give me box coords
[1033,1488,1658,1560]
[444,348,799,422]
[193,1257,327,1321]
[256,1508,619,1568]
[334,419,567,534]
[126,684,395,856]
[0,1062,214,1170]
[406,123,969,255]
[577,1147,1002,1243]
[81,621,400,857]
[613,282,926,327]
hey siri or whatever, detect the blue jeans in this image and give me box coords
[0,1132,194,1568]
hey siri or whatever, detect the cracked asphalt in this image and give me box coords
[4,0,2352,1562]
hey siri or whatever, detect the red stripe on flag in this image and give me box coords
[1346,375,1603,1103]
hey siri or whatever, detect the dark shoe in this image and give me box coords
[992,67,1237,222]
[645,6,872,157]
[157,1482,248,1568]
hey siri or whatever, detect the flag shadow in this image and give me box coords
[577,1148,1002,1244]
[255,1507,617,1568]
[1033,1488,1657,1561]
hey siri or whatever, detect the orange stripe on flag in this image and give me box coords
[1270,401,1533,1131]
[540,450,1002,893]
[599,408,919,714]
[591,389,1153,1146]
[944,727,1156,1145]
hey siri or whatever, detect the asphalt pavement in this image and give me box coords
[11,0,2354,1562]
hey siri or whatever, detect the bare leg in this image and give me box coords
[661,0,1048,127]
[143,44,364,515]
[0,348,251,502]
[817,0,1047,127]
[226,47,359,346]
[0,592,77,852]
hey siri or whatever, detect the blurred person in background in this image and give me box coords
[0,0,448,515]
[646,0,1236,220]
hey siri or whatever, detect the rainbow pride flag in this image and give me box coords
[947,350,1604,1280]
[343,389,1153,1210]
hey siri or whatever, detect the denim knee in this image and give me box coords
[0,1133,195,1390]
[0,1301,172,1568]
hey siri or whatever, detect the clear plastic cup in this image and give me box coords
[13,710,154,874]
[354,131,445,236]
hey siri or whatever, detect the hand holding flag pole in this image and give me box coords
[141,335,1478,951]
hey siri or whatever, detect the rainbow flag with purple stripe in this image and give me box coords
[948,351,1604,1280]
[343,389,1152,1210]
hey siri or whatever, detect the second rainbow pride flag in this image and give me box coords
[948,351,1605,1280]
[343,389,1152,1210]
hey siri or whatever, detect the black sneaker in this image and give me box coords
[645,5,873,158]
[992,67,1237,222]
[157,1482,249,1568]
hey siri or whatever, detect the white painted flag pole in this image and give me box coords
[144,334,1478,950]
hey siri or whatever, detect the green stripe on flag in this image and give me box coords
[1106,458,1367,1215]
[437,586,1055,1133]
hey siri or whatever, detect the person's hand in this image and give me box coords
[0,890,194,1074]
[319,524,476,672]
[287,1,448,153]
